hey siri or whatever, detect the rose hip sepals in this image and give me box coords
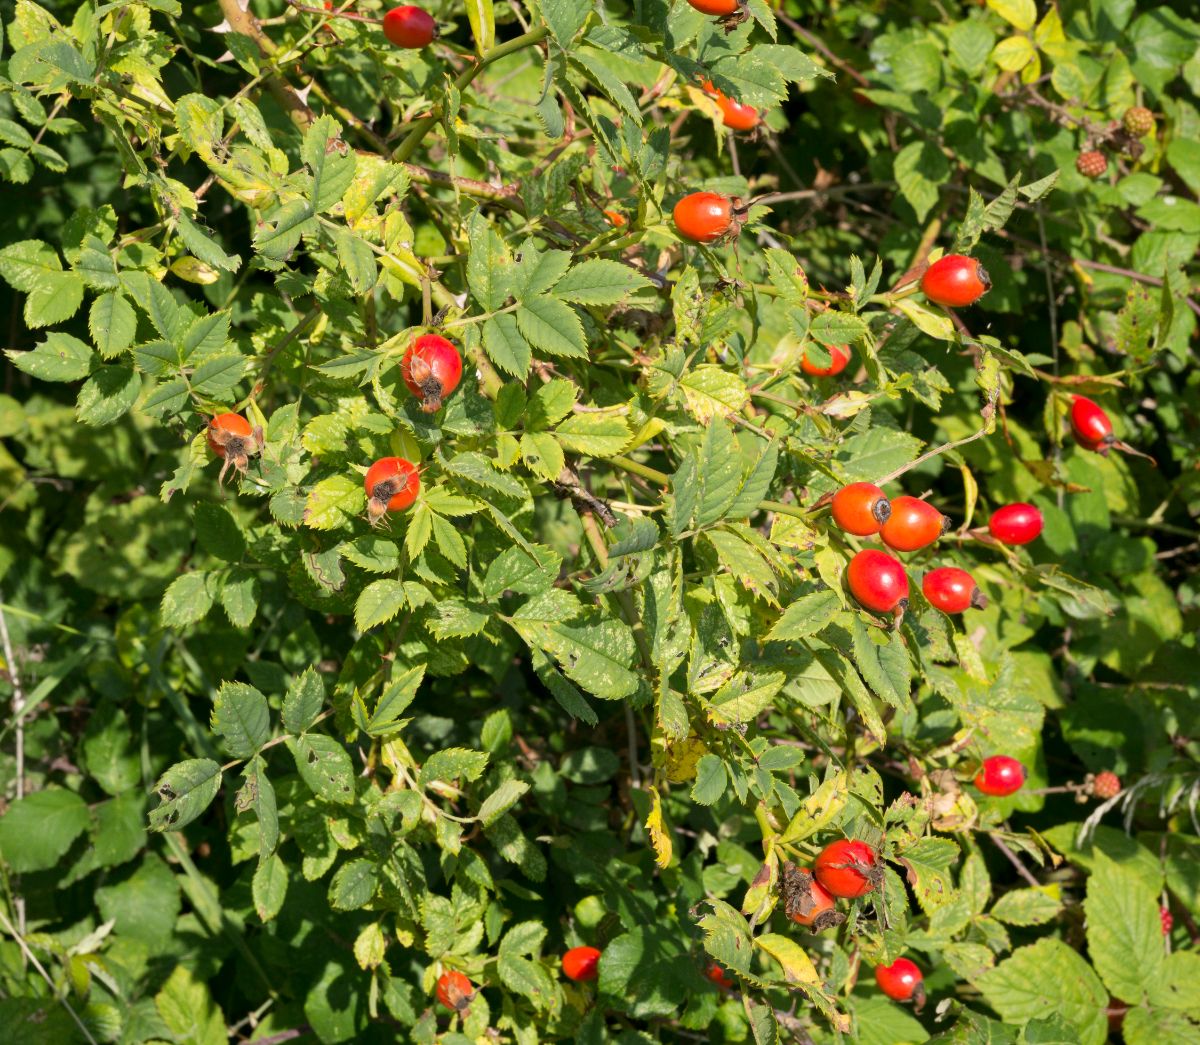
[207,412,264,485]
[403,333,463,413]
[685,0,750,30]
[364,456,421,523]
[780,862,845,931]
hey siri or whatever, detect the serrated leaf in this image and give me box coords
[767,589,841,642]
[7,331,94,381]
[287,734,355,804]
[148,759,223,831]
[355,579,408,631]
[516,296,587,358]
[552,258,652,305]
[211,682,270,759]
[553,411,630,457]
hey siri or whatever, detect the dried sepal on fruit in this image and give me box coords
[206,412,263,485]
[780,862,844,931]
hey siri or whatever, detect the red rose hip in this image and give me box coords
[1070,395,1114,453]
[435,970,474,1011]
[561,945,601,982]
[403,333,462,413]
[974,755,1026,797]
[875,958,924,1004]
[207,412,261,483]
[922,567,985,613]
[847,550,909,615]
[686,0,740,13]
[813,840,879,898]
[831,483,891,536]
[364,456,420,521]
[988,503,1043,545]
[801,344,851,377]
[920,254,991,308]
[880,495,949,552]
[705,962,734,989]
[673,192,735,243]
[382,5,436,48]
[701,81,760,131]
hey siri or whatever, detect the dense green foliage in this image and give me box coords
[1,0,1199,1041]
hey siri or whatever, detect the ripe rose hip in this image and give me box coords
[207,412,261,483]
[832,482,891,536]
[673,191,736,244]
[1076,150,1108,178]
[922,567,986,613]
[382,5,437,48]
[1092,771,1121,799]
[801,344,851,377]
[988,503,1043,545]
[813,839,879,898]
[364,457,420,521]
[880,495,950,552]
[403,333,462,413]
[705,962,734,989]
[701,80,760,132]
[875,958,924,1004]
[920,254,991,308]
[1070,395,1115,453]
[561,945,601,982]
[603,209,627,228]
[686,0,741,13]
[974,755,1026,797]
[847,549,909,615]
[781,863,843,930]
[435,970,474,1011]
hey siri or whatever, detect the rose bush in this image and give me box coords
[0,0,1198,1042]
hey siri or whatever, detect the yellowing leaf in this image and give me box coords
[992,34,1036,72]
[896,297,957,341]
[754,933,819,984]
[779,773,847,844]
[679,365,748,424]
[987,0,1036,32]
[645,785,673,868]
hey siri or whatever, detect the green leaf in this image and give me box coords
[75,364,140,425]
[7,331,94,381]
[283,668,326,734]
[366,665,426,736]
[0,238,84,327]
[329,858,378,910]
[478,779,530,826]
[211,681,271,759]
[516,296,588,359]
[220,567,259,627]
[155,966,226,1045]
[767,589,841,642]
[509,593,639,699]
[990,887,1062,926]
[305,475,365,530]
[237,756,279,857]
[553,258,652,305]
[252,852,288,922]
[708,670,786,725]
[194,502,245,562]
[160,571,215,629]
[148,758,224,831]
[1084,853,1163,1003]
[896,836,960,912]
[89,292,137,357]
[977,939,1108,1045]
[679,365,748,424]
[287,734,355,804]
[0,789,89,872]
[483,314,532,378]
[894,141,950,223]
[302,115,358,212]
[355,579,408,631]
[691,754,727,805]
[553,411,630,457]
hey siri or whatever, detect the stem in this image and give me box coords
[610,455,670,485]
[393,27,549,162]
[0,597,24,938]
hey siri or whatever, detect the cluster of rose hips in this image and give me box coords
[433,944,603,1014]
[207,333,462,522]
[781,842,926,1004]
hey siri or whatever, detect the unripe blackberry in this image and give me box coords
[1123,106,1154,137]
[1092,771,1121,799]
[1076,150,1108,178]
